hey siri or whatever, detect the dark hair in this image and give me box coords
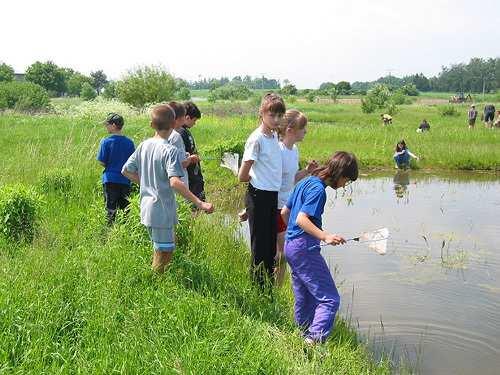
[312,151,358,187]
[395,139,407,152]
[151,104,175,131]
[184,101,201,119]
[104,113,124,129]
[168,101,186,119]
[259,92,286,116]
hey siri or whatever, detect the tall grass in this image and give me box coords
[0,102,394,373]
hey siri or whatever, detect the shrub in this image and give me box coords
[361,96,376,113]
[391,91,408,105]
[306,92,317,103]
[102,81,117,99]
[0,81,50,111]
[116,66,176,107]
[39,170,74,196]
[80,82,97,101]
[0,184,42,243]
[280,84,298,96]
[0,62,14,82]
[399,84,419,96]
[203,138,245,159]
[176,87,191,100]
[439,105,459,117]
[209,84,252,101]
[385,102,399,116]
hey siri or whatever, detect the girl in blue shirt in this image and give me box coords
[393,139,419,169]
[281,151,358,344]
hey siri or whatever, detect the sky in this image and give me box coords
[2,0,499,88]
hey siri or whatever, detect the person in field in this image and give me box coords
[167,102,200,188]
[380,113,392,126]
[122,105,214,273]
[393,139,419,169]
[483,104,496,128]
[417,119,430,132]
[467,105,478,129]
[238,93,286,289]
[97,113,135,224]
[281,151,358,344]
[177,101,206,203]
[275,110,318,286]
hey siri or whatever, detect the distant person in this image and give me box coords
[122,105,214,273]
[417,119,430,132]
[393,139,419,169]
[97,113,135,224]
[468,105,478,129]
[484,104,496,128]
[381,113,392,126]
[281,151,358,344]
[177,101,206,203]
[238,93,286,289]
[494,110,500,128]
[275,109,318,286]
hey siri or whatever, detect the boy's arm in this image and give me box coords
[238,160,254,182]
[170,176,214,213]
[97,140,107,167]
[296,212,345,245]
[122,170,140,184]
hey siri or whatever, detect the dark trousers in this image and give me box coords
[245,184,278,288]
[103,182,131,223]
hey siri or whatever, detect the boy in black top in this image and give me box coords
[178,102,206,202]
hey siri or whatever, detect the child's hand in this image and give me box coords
[323,233,346,246]
[189,154,200,164]
[198,201,214,214]
[306,160,319,173]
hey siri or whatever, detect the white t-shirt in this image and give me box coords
[167,130,189,187]
[242,128,282,191]
[277,142,299,208]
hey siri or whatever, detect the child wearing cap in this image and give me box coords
[97,113,135,223]
[122,105,214,273]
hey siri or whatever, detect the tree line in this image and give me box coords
[350,57,499,94]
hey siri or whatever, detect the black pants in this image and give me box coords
[245,184,278,288]
[103,182,131,223]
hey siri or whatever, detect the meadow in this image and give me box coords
[0,96,498,373]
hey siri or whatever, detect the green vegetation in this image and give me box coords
[1,95,499,372]
[0,81,50,111]
[0,104,391,373]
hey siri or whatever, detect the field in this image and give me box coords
[0,96,499,373]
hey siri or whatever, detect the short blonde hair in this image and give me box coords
[151,104,175,131]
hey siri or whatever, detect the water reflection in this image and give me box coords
[393,170,410,204]
[321,172,500,374]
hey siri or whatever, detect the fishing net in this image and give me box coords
[220,152,239,176]
[359,227,389,255]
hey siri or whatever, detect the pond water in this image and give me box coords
[320,171,500,374]
[238,171,500,374]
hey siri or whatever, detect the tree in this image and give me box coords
[0,63,14,82]
[66,72,93,96]
[80,82,97,100]
[336,81,351,95]
[102,81,117,99]
[328,87,339,103]
[116,66,176,107]
[319,82,336,91]
[25,61,66,96]
[281,84,298,96]
[90,70,108,95]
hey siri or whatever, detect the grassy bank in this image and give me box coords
[0,107,391,373]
